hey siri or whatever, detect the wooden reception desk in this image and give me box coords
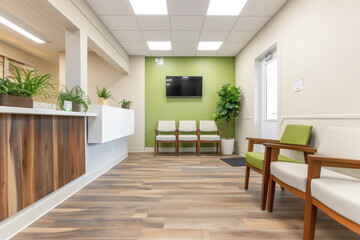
[0,107,96,221]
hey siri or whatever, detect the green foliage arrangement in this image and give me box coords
[0,64,54,99]
[214,83,242,139]
[8,64,54,99]
[120,99,133,108]
[57,85,91,112]
[96,86,112,99]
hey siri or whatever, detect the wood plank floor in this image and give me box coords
[14,153,359,239]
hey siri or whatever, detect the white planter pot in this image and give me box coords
[221,138,235,155]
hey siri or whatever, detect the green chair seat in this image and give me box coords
[246,152,302,171]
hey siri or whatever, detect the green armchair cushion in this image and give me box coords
[280,124,313,145]
[246,152,302,171]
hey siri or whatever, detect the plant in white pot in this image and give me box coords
[214,83,242,155]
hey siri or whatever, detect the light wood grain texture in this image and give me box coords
[13,153,359,240]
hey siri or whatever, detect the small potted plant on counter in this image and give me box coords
[57,85,91,112]
[0,64,54,108]
[96,86,114,106]
[120,99,132,109]
[214,83,242,155]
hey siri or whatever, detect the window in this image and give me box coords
[0,54,34,79]
[265,55,277,121]
[0,56,3,78]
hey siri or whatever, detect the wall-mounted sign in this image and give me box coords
[294,76,303,92]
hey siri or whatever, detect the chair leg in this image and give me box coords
[154,141,157,156]
[244,163,250,190]
[216,143,218,153]
[267,175,276,212]
[197,141,200,156]
[303,198,318,240]
[176,141,179,156]
[260,170,270,210]
[219,141,222,157]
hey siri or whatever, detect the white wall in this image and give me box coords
[87,53,145,152]
[235,0,360,177]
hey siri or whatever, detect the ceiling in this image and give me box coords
[86,0,287,57]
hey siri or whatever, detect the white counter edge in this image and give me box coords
[0,106,97,117]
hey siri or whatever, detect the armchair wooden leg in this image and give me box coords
[176,142,179,156]
[219,141,222,157]
[197,141,200,156]
[267,175,276,212]
[260,173,269,210]
[303,198,318,240]
[154,141,157,156]
[216,143,218,153]
[244,163,250,190]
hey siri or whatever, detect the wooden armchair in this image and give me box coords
[303,155,360,239]
[197,121,222,156]
[154,121,178,156]
[245,124,313,210]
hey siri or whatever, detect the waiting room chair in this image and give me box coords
[303,127,360,240]
[245,124,313,210]
[197,120,221,156]
[177,120,198,155]
[266,127,358,215]
[154,121,178,156]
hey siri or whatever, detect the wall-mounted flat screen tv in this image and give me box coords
[166,76,203,97]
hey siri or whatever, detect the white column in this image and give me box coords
[65,29,88,93]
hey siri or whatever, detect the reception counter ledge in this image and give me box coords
[0,106,97,222]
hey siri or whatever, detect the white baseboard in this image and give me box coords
[0,153,128,240]
[145,147,217,153]
[128,147,145,152]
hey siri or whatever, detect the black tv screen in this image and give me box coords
[166,76,203,97]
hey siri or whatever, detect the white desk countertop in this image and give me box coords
[0,106,98,117]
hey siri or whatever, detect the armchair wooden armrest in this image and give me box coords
[155,129,158,135]
[263,142,317,153]
[246,137,279,152]
[217,129,222,137]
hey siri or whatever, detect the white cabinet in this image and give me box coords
[87,105,134,143]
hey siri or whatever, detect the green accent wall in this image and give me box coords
[145,57,235,148]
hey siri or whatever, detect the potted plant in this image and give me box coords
[214,83,242,155]
[120,99,132,109]
[0,64,54,108]
[96,86,113,106]
[57,85,90,112]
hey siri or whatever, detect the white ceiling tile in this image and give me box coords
[127,50,151,56]
[172,42,198,51]
[172,31,200,41]
[167,0,210,15]
[226,31,256,42]
[136,16,170,30]
[196,51,218,56]
[241,0,287,16]
[171,16,204,31]
[121,41,149,51]
[87,0,134,15]
[199,31,229,41]
[202,16,238,31]
[220,42,247,51]
[151,50,173,56]
[142,31,171,41]
[173,50,196,56]
[112,31,144,42]
[233,16,271,31]
[100,16,138,30]
[217,50,239,56]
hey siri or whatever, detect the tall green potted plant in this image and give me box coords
[214,83,242,155]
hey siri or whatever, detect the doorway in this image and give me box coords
[254,45,278,151]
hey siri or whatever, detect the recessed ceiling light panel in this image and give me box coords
[197,42,222,50]
[147,41,171,50]
[129,0,168,15]
[207,0,248,15]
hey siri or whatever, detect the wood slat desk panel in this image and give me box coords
[0,114,85,221]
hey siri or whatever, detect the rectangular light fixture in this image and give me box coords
[207,0,248,15]
[197,42,222,51]
[0,8,46,44]
[129,0,168,15]
[148,41,171,50]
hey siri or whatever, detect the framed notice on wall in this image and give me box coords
[294,76,303,92]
